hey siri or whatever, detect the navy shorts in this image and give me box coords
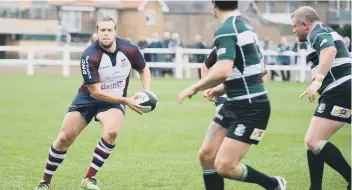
[67,91,125,124]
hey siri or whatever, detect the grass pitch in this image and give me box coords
[0,74,350,190]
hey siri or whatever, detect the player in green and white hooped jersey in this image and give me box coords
[291,6,351,190]
[178,1,286,190]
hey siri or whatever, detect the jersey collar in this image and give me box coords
[307,22,322,44]
[223,11,241,23]
[100,39,119,55]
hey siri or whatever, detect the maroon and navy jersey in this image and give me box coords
[79,37,146,97]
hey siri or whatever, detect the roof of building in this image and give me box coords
[48,0,169,12]
[164,1,212,14]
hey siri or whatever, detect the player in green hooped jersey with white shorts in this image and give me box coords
[178,1,286,190]
[291,6,351,190]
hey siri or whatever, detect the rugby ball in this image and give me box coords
[135,90,158,113]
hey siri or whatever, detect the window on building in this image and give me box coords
[98,8,118,23]
[15,34,56,41]
[31,7,45,19]
[340,0,351,10]
[145,9,156,25]
[287,2,299,13]
[328,0,338,9]
[265,0,276,13]
[61,11,82,32]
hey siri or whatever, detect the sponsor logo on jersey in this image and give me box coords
[331,105,351,119]
[317,103,326,113]
[103,71,128,82]
[81,56,92,79]
[250,128,265,141]
[320,39,327,47]
[120,58,127,68]
[217,48,226,56]
[101,81,123,90]
[234,124,246,136]
[100,66,110,69]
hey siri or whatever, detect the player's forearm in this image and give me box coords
[213,84,225,95]
[260,58,265,73]
[193,60,232,91]
[139,67,152,90]
[91,90,127,104]
[194,69,229,91]
[316,46,336,78]
[200,64,209,78]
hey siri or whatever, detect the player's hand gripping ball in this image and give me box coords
[134,90,158,113]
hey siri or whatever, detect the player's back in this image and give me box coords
[307,24,351,94]
[214,14,266,104]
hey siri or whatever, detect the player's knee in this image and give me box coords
[305,134,319,152]
[56,133,75,147]
[214,160,237,178]
[103,127,120,140]
[198,147,216,162]
[304,133,314,146]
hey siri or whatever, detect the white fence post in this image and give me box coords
[0,46,320,80]
[175,47,183,79]
[299,49,307,83]
[26,48,34,76]
[183,54,191,79]
[62,44,70,77]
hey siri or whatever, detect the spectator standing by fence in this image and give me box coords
[277,37,291,81]
[194,34,207,78]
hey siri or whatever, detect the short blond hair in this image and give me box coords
[96,16,116,31]
[291,6,320,23]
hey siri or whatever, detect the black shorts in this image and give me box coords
[214,96,227,114]
[314,80,351,124]
[67,91,125,124]
[213,100,270,145]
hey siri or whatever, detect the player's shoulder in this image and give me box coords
[308,24,333,44]
[82,41,101,58]
[214,16,236,38]
[118,37,142,58]
[118,37,139,50]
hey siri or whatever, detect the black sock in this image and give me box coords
[203,169,224,190]
[241,164,278,190]
[307,149,324,190]
[317,141,351,183]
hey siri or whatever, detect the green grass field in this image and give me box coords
[0,74,350,190]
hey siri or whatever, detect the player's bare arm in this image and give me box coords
[207,84,225,102]
[260,58,268,84]
[201,64,212,98]
[88,84,143,115]
[299,46,337,102]
[202,63,225,100]
[316,46,337,75]
[178,59,233,104]
[88,83,127,104]
[201,64,209,78]
[137,67,152,90]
